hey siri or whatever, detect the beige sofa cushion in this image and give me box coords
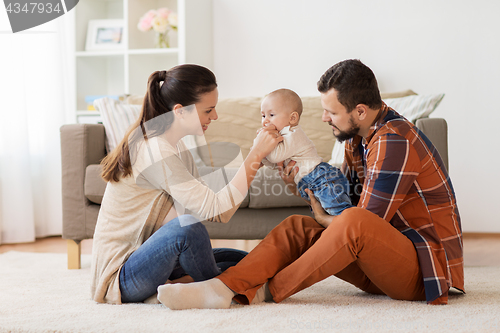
[197,166,250,208]
[300,96,336,162]
[199,96,336,164]
[249,167,308,208]
[198,97,263,164]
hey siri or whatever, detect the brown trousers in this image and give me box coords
[217,207,426,304]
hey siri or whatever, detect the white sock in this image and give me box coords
[157,278,236,310]
[251,282,274,304]
[144,279,174,304]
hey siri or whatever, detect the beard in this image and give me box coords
[330,118,360,143]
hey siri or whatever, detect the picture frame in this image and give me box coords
[85,19,125,51]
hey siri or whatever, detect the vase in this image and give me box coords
[154,32,170,48]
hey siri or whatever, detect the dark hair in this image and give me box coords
[101,64,217,182]
[317,59,382,112]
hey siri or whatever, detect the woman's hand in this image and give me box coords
[250,124,283,161]
[305,189,334,228]
[277,160,299,196]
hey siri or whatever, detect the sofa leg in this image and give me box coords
[67,240,81,269]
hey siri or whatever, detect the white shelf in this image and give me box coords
[76,111,102,124]
[76,110,100,116]
[127,48,179,55]
[75,50,126,57]
[76,48,179,57]
[72,0,214,124]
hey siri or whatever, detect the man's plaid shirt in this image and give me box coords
[342,103,464,304]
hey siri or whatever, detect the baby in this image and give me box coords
[257,88,352,216]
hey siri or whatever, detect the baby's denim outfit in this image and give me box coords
[297,162,353,216]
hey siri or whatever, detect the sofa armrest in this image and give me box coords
[60,124,106,241]
[415,118,448,171]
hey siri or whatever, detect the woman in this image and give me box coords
[91,64,282,304]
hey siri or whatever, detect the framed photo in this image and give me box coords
[85,19,125,51]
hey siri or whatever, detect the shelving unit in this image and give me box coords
[72,0,213,123]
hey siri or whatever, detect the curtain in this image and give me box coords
[0,12,74,244]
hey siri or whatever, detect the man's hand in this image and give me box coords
[305,189,334,228]
[277,160,299,196]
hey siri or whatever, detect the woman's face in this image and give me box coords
[191,88,219,135]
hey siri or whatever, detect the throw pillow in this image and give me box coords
[94,97,141,153]
[300,96,337,162]
[379,89,417,99]
[328,92,445,166]
[384,93,445,123]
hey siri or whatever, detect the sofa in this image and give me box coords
[60,91,449,269]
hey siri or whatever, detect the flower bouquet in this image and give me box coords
[137,8,178,48]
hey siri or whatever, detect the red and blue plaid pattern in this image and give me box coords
[342,103,464,304]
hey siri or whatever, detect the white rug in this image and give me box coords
[0,251,499,333]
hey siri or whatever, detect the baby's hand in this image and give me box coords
[252,124,282,161]
[257,123,279,134]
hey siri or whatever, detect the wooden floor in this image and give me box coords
[1,234,499,266]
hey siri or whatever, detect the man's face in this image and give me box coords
[320,89,360,142]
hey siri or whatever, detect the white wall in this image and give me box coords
[213,0,500,232]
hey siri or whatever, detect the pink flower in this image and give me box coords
[137,8,178,33]
[137,10,157,32]
[157,8,171,20]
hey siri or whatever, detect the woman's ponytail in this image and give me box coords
[101,64,217,183]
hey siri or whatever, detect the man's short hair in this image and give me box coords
[317,59,382,112]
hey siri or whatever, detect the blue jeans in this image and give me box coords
[119,215,247,303]
[298,162,353,216]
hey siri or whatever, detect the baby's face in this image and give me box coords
[260,95,293,131]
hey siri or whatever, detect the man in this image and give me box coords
[157,59,464,308]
